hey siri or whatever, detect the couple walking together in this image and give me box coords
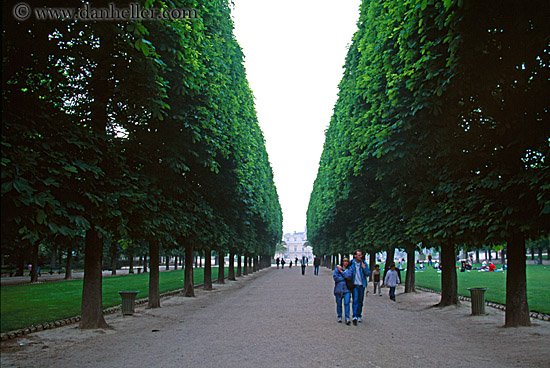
[333,250,370,325]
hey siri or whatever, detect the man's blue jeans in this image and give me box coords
[335,292,351,320]
[314,265,319,275]
[352,285,365,318]
[389,286,396,300]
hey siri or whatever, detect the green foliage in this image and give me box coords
[2,0,282,266]
[307,0,549,257]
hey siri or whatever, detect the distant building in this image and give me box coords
[275,231,313,264]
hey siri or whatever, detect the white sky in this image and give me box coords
[231,0,361,235]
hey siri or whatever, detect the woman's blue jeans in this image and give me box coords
[335,292,351,319]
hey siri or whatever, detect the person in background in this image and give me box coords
[333,257,352,325]
[384,263,400,302]
[281,258,285,269]
[350,250,371,325]
[314,256,321,276]
[372,264,382,296]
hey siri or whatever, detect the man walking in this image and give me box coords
[350,250,371,325]
[384,263,400,301]
[314,256,321,275]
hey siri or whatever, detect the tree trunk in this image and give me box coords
[148,239,160,308]
[183,243,195,297]
[128,251,134,274]
[530,247,535,260]
[236,254,242,277]
[204,248,213,290]
[538,247,543,264]
[30,242,39,283]
[110,242,117,276]
[165,254,170,270]
[383,245,395,283]
[369,250,376,281]
[243,255,248,275]
[65,246,73,279]
[16,247,25,276]
[143,253,148,273]
[174,256,178,270]
[228,252,236,280]
[80,227,109,329]
[50,243,57,269]
[217,251,225,284]
[475,249,480,263]
[438,244,459,307]
[405,244,416,293]
[505,233,530,327]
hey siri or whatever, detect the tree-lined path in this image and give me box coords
[2,266,549,368]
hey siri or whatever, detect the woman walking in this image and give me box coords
[333,257,353,325]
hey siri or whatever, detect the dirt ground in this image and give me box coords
[2,266,549,368]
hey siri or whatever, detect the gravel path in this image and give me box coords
[2,266,550,367]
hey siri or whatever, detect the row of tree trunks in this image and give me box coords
[317,237,529,328]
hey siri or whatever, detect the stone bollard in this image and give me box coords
[468,288,488,315]
[118,291,140,315]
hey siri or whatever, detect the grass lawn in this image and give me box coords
[412,264,550,314]
[1,267,228,332]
